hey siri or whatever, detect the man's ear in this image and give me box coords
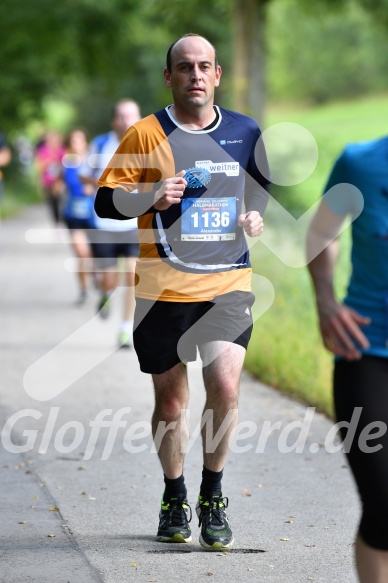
[214,65,222,88]
[164,67,172,88]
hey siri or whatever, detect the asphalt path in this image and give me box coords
[0,205,359,583]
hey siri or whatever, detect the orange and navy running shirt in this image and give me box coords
[97,106,270,302]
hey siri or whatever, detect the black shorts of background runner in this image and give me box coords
[89,229,139,270]
[334,355,388,550]
[64,218,90,231]
[133,290,255,374]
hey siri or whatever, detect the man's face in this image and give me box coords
[112,102,141,139]
[164,37,222,111]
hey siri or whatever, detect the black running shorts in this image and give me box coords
[64,218,90,231]
[89,229,139,269]
[133,290,255,374]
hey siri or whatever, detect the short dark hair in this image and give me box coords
[166,33,218,73]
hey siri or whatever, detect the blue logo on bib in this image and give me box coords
[184,167,211,189]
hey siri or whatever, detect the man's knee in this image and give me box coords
[154,395,185,422]
[205,379,239,407]
[153,365,188,421]
[220,384,239,406]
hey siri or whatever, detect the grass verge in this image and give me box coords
[1,173,41,219]
[245,94,388,416]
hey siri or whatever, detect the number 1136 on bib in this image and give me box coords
[181,197,237,241]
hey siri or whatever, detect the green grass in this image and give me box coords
[245,94,388,416]
[1,172,41,219]
[246,231,351,416]
[265,93,388,211]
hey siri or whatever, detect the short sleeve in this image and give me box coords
[98,127,144,191]
[323,148,363,218]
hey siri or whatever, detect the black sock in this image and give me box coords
[200,466,223,498]
[163,474,187,501]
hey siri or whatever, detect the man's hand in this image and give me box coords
[238,211,264,237]
[318,301,370,360]
[153,170,187,211]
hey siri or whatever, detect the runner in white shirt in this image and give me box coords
[83,99,141,348]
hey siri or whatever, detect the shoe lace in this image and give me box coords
[198,496,229,527]
[167,499,192,526]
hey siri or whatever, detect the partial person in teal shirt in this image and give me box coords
[307,136,388,583]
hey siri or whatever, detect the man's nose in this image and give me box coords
[191,65,202,80]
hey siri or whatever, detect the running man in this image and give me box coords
[94,34,269,549]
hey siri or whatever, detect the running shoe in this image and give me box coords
[156,497,192,543]
[97,294,111,319]
[118,331,132,349]
[196,494,234,550]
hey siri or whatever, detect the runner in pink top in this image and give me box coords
[35,130,66,224]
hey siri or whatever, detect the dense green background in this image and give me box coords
[2,0,388,135]
[248,94,388,416]
[2,0,388,415]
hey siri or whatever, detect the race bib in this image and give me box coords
[181,197,237,241]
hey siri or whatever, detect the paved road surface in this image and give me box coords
[0,206,359,582]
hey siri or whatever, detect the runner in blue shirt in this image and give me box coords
[62,128,94,305]
[81,99,141,348]
[307,137,388,582]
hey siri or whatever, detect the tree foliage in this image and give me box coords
[267,0,388,104]
[358,0,388,26]
[1,0,388,136]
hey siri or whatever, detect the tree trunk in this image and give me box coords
[232,0,268,125]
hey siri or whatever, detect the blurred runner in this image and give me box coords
[61,128,94,306]
[35,130,66,226]
[83,99,141,348]
[0,132,11,221]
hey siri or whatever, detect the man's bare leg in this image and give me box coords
[356,535,388,583]
[152,362,189,479]
[152,362,192,543]
[199,341,245,472]
[196,340,246,549]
